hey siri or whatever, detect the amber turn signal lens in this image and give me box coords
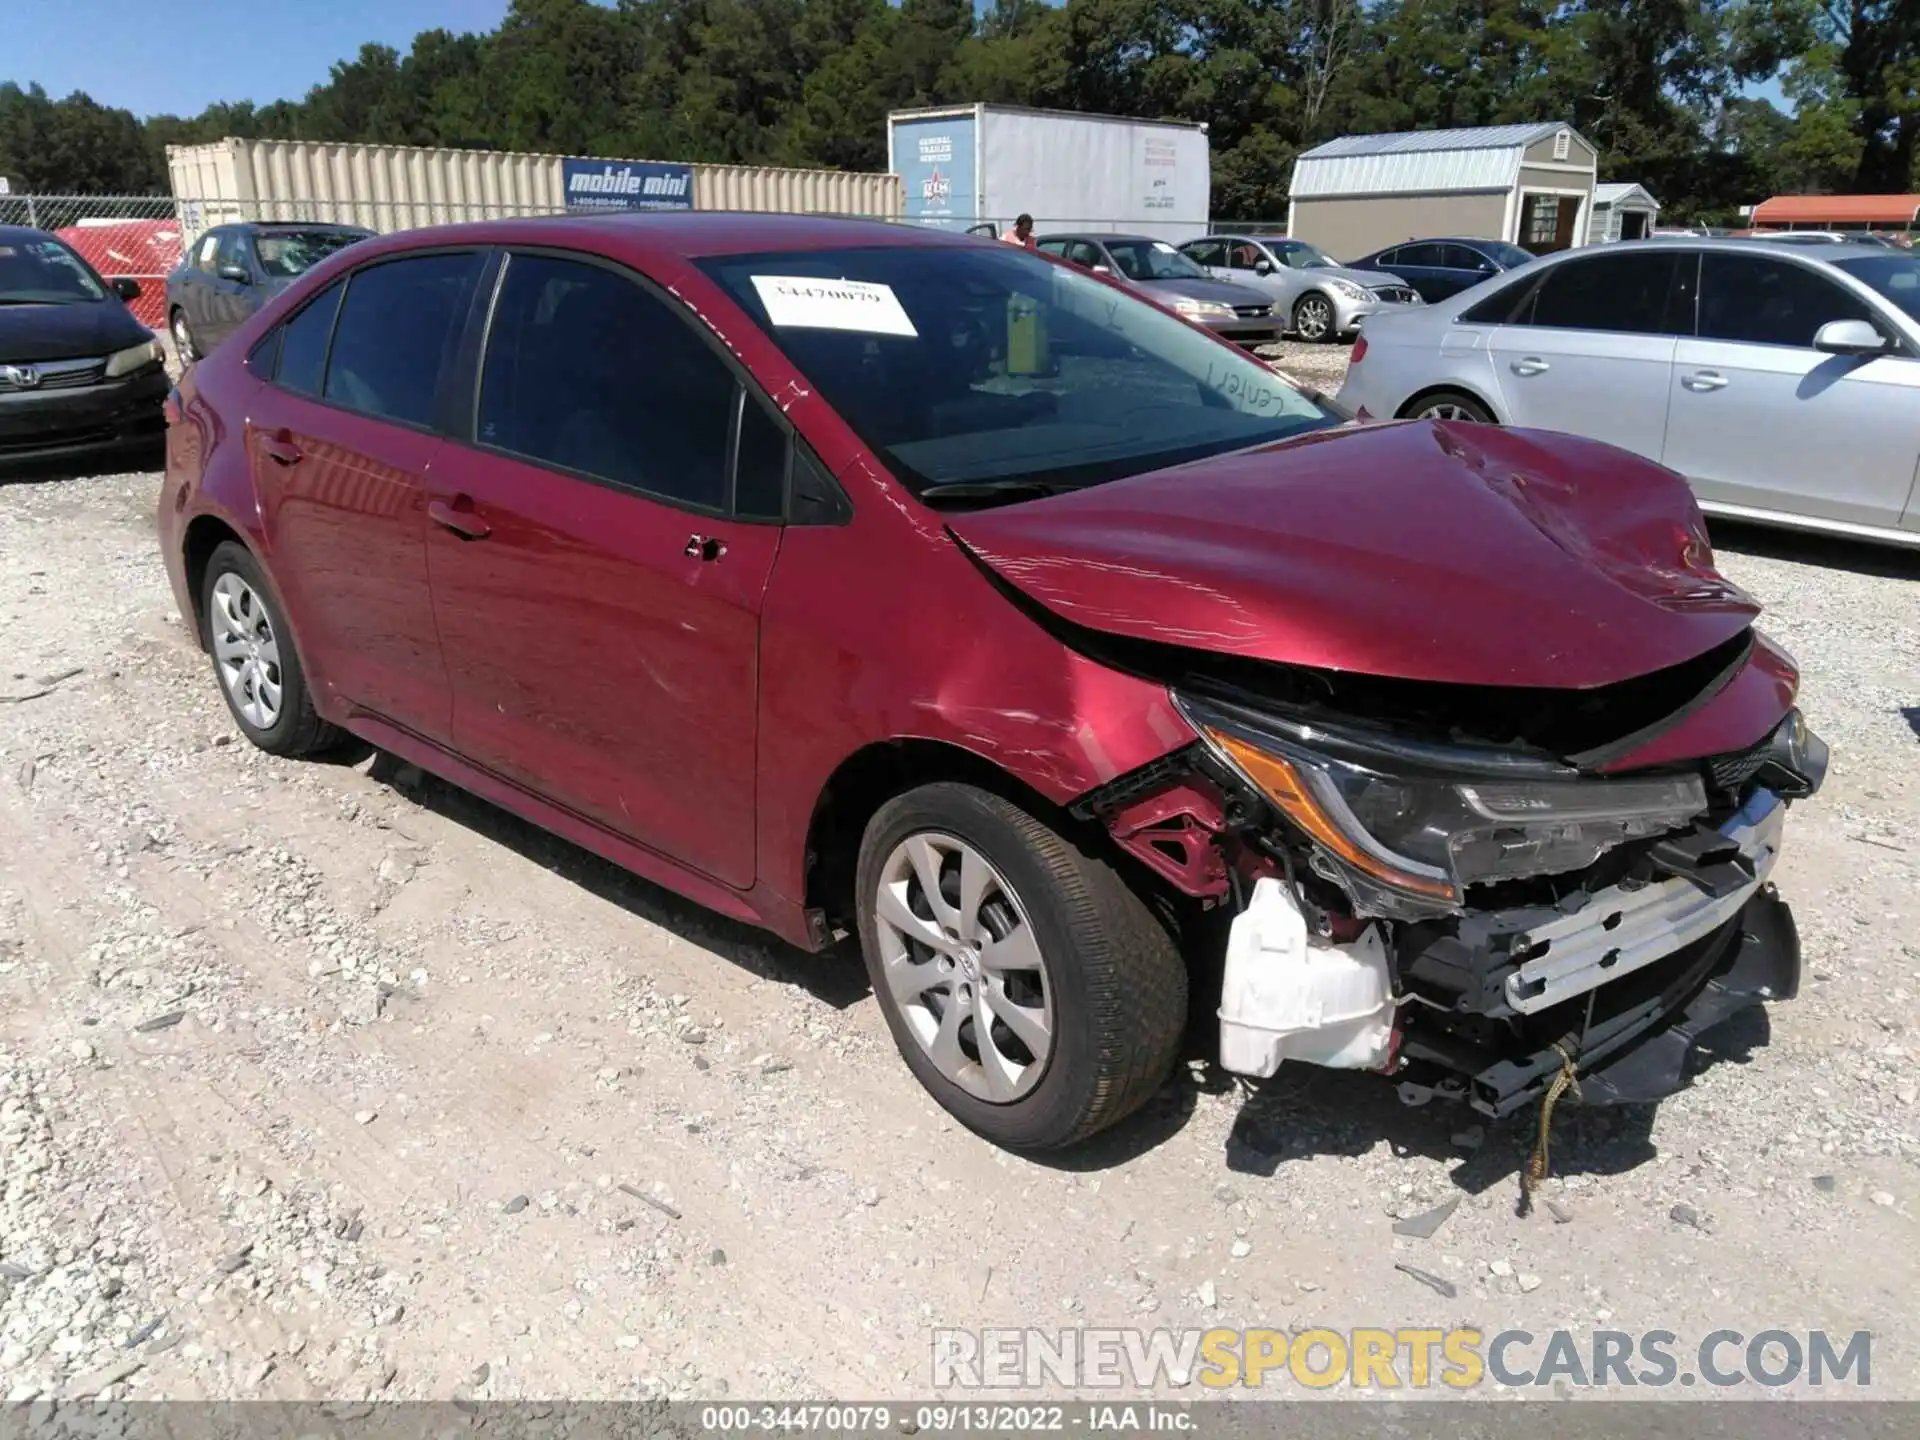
[1208,729,1460,903]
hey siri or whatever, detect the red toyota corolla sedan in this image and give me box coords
[159,214,1827,1151]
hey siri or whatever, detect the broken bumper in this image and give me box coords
[1458,884,1799,1117]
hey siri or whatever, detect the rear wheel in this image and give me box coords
[1293,292,1336,343]
[1405,390,1494,423]
[201,541,340,757]
[169,307,198,364]
[856,783,1187,1150]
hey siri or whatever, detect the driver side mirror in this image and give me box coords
[1253,258,1274,275]
[218,263,251,284]
[109,276,142,301]
[1813,318,1891,356]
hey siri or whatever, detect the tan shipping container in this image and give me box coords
[167,139,900,244]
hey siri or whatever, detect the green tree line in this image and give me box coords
[3,0,1916,223]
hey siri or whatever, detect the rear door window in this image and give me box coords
[1067,241,1106,270]
[477,252,736,512]
[1184,240,1225,268]
[275,280,344,398]
[1511,251,1686,335]
[322,251,483,428]
[1698,253,1875,348]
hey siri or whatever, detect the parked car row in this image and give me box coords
[0,218,374,470]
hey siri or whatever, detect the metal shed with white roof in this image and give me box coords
[1591,182,1660,242]
[1288,123,1597,261]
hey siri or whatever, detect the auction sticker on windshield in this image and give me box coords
[750,275,918,337]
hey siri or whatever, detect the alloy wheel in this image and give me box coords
[171,311,197,363]
[872,832,1054,1103]
[1416,401,1480,421]
[209,573,283,729]
[1295,295,1332,340]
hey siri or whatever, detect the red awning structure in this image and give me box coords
[1750,194,1920,227]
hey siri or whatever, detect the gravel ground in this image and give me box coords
[0,443,1915,1403]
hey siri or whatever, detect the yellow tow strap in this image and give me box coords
[1523,1042,1580,1195]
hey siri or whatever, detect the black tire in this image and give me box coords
[1402,389,1495,423]
[169,307,198,364]
[855,782,1187,1150]
[200,540,340,757]
[1292,292,1337,344]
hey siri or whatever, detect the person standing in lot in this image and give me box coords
[1002,214,1036,249]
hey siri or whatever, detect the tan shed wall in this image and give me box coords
[1291,192,1509,257]
[1522,132,1598,167]
[1517,165,1594,195]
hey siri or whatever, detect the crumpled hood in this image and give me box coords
[0,299,150,363]
[946,419,1759,690]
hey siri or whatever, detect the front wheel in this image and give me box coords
[856,783,1188,1150]
[1292,292,1336,343]
[170,307,198,364]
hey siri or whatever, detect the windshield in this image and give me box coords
[255,230,366,278]
[699,244,1340,502]
[1104,240,1208,282]
[0,236,107,304]
[1481,242,1537,269]
[1836,254,1920,322]
[1284,243,1337,270]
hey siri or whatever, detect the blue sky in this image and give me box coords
[2,0,512,118]
[7,0,1789,121]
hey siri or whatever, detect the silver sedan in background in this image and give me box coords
[1179,234,1424,342]
[1336,238,1920,549]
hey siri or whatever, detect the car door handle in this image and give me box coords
[1682,370,1729,392]
[261,430,302,466]
[1509,357,1551,377]
[684,534,726,562]
[428,497,491,541]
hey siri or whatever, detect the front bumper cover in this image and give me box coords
[0,367,169,463]
[1460,886,1799,1117]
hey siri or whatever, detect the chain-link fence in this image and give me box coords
[1,195,186,328]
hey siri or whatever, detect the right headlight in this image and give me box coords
[1177,693,1709,914]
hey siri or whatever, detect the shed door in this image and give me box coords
[1519,193,1582,253]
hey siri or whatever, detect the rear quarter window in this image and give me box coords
[275,280,344,398]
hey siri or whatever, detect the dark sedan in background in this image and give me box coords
[165,222,372,360]
[0,224,167,467]
[1347,237,1538,302]
[1037,233,1280,345]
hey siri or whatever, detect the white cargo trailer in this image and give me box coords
[886,105,1210,243]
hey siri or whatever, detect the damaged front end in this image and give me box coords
[1076,655,1828,1118]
